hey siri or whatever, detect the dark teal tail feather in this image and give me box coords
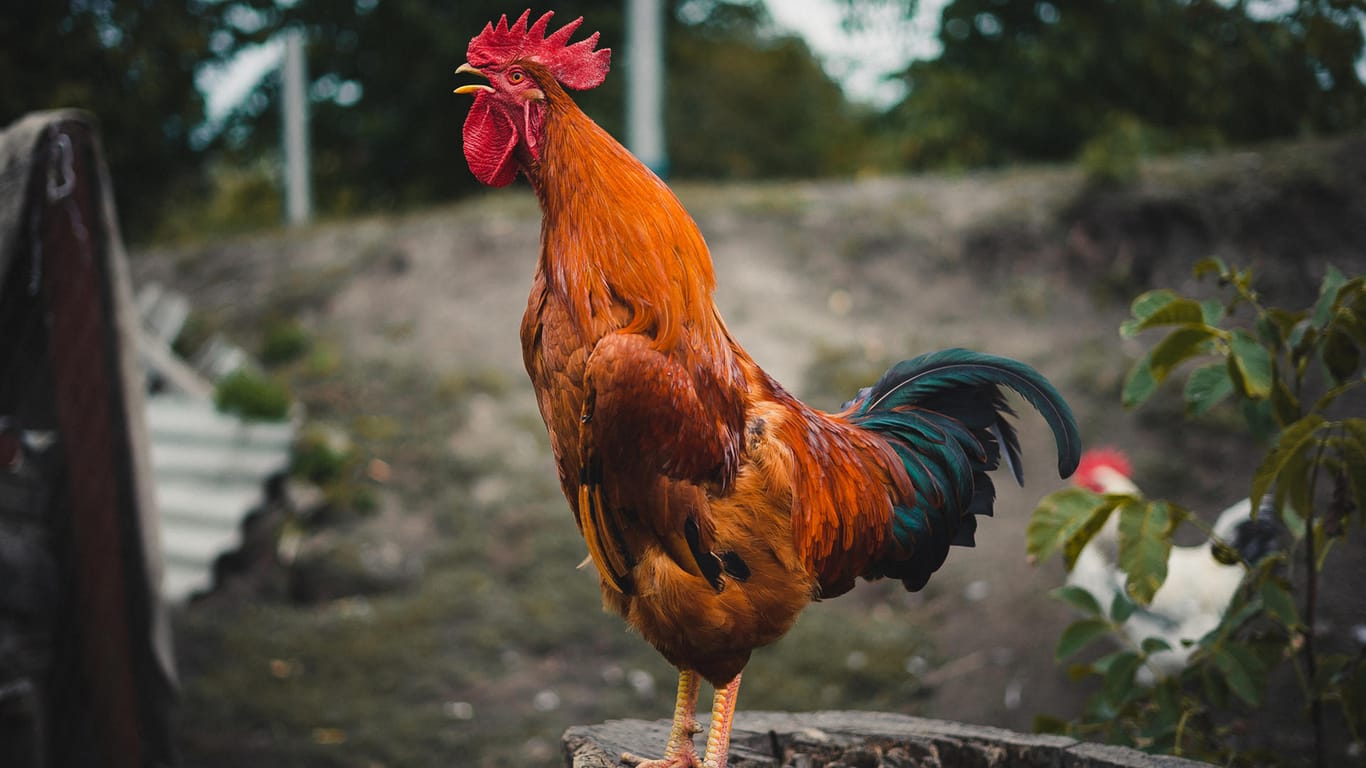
[848,348,1080,591]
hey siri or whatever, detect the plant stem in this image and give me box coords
[1302,451,1326,768]
[1304,533,1325,768]
[1174,705,1194,757]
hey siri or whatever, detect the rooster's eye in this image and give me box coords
[509,71,525,84]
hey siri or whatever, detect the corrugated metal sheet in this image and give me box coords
[137,281,296,604]
[145,394,293,602]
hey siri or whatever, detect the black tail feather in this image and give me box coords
[849,348,1080,591]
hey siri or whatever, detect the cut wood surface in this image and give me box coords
[563,711,1210,767]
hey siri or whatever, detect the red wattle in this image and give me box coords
[463,94,519,187]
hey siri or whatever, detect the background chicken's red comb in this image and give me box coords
[1074,447,1133,489]
[467,10,611,90]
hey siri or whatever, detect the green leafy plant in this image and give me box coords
[290,421,379,524]
[1028,260,1365,765]
[1078,113,1162,186]
[261,319,314,368]
[214,368,293,422]
[291,423,354,486]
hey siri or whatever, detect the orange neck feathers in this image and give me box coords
[525,73,721,354]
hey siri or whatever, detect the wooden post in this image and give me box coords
[626,0,668,176]
[282,27,312,226]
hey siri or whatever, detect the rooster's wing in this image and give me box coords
[574,332,746,593]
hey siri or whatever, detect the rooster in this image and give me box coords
[454,11,1080,767]
[1070,448,1283,679]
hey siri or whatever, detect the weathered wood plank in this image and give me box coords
[563,711,1211,767]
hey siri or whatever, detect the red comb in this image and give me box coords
[1074,447,1132,492]
[467,10,611,90]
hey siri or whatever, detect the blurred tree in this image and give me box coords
[0,1,262,241]
[669,1,868,177]
[881,0,1366,170]
[212,0,630,213]
[210,0,866,216]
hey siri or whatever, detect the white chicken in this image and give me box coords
[1068,448,1282,680]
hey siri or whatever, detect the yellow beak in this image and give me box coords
[454,63,493,95]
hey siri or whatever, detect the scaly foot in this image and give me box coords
[622,669,704,767]
[619,748,699,767]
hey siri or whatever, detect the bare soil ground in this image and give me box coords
[134,135,1366,767]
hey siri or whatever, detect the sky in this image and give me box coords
[199,37,285,124]
[765,0,950,107]
[197,0,946,126]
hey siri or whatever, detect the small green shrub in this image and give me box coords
[1079,113,1159,186]
[291,423,353,485]
[171,310,219,360]
[291,423,380,524]
[214,369,292,421]
[261,320,313,367]
[1028,260,1365,764]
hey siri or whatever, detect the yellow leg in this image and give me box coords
[622,669,702,767]
[701,673,742,768]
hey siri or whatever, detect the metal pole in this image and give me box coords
[282,27,312,226]
[626,0,668,176]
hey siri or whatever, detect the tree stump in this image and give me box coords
[563,711,1209,767]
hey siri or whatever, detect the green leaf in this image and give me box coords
[1260,579,1299,628]
[1281,500,1307,539]
[1110,592,1137,623]
[1148,325,1221,384]
[1141,636,1174,654]
[1229,329,1273,399]
[1270,378,1300,427]
[1193,256,1228,281]
[1240,397,1278,443]
[1313,524,1340,571]
[1250,414,1325,512]
[1142,680,1183,742]
[1322,326,1360,383]
[1216,595,1266,639]
[1184,363,1233,416]
[1210,539,1241,565]
[1122,290,1178,338]
[1056,618,1113,661]
[1276,440,1315,531]
[1127,299,1210,337]
[1062,498,1122,572]
[1335,286,1366,344]
[1122,351,1158,408]
[1199,298,1224,326]
[1117,499,1180,605]
[1311,264,1347,329]
[1261,308,1303,349]
[1289,322,1318,361]
[1341,419,1366,525]
[1027,488,1118,567]
[1091,649,1129,675]
[1256,314,1281,349]
[1212,645,1265,706]
[1101,651,1143,709]
[1052,585,1104,616]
